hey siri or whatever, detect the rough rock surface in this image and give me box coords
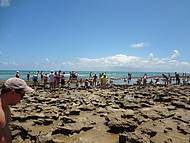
[6,84,190,143]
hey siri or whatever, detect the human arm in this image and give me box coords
[0,106,6,128]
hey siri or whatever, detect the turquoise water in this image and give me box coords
[0,70,173,84]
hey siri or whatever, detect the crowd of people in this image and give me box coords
[14,70,190,89]
[15,71,110,89]
[135,72,189,86]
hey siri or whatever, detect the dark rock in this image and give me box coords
[153,95,161,102]
[106,119,137,133]
[60,116,76,124]
[141,128,157,137]
[171,101,186,108]
[69,109,80,115]
[140,103,152,108]
[10,123,38,142]
[33,119,53,126]
[12,113,46,122]
[119,133,127,143]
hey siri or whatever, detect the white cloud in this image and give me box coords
[2,49,188,72]
[77,54,141,68]
[170,49,180,59]
[61,49,190,72]
[181,61,189,65]
[0,0,10,7]
[131,42,146,48]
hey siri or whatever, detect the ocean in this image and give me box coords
[0,70,177,85]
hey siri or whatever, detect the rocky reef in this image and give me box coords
[10,84,190,143]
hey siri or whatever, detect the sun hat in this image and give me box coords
[4,77,34,93]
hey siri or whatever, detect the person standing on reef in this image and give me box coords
[93,74,98,87]
[127,73,132,84]
[162,74,168,85]
[0,77,34,143]
[15,71,20,78]
[168,73,171,85]
[43,73,48,88]
[60,72,65,88]
[142,74,148,85]
[49,70,54,89]
[175,72,180,85]
[26,72,30,81]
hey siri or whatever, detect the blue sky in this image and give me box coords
[0,0,190,72]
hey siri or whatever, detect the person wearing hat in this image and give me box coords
[15,71,20,78]
[0,77,34,143]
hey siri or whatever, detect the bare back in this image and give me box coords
[0,99,12,143]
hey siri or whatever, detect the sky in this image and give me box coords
[0,0,190,72]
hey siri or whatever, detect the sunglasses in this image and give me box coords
[15,90,25,98]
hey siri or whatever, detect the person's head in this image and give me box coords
[1,77,34,105]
